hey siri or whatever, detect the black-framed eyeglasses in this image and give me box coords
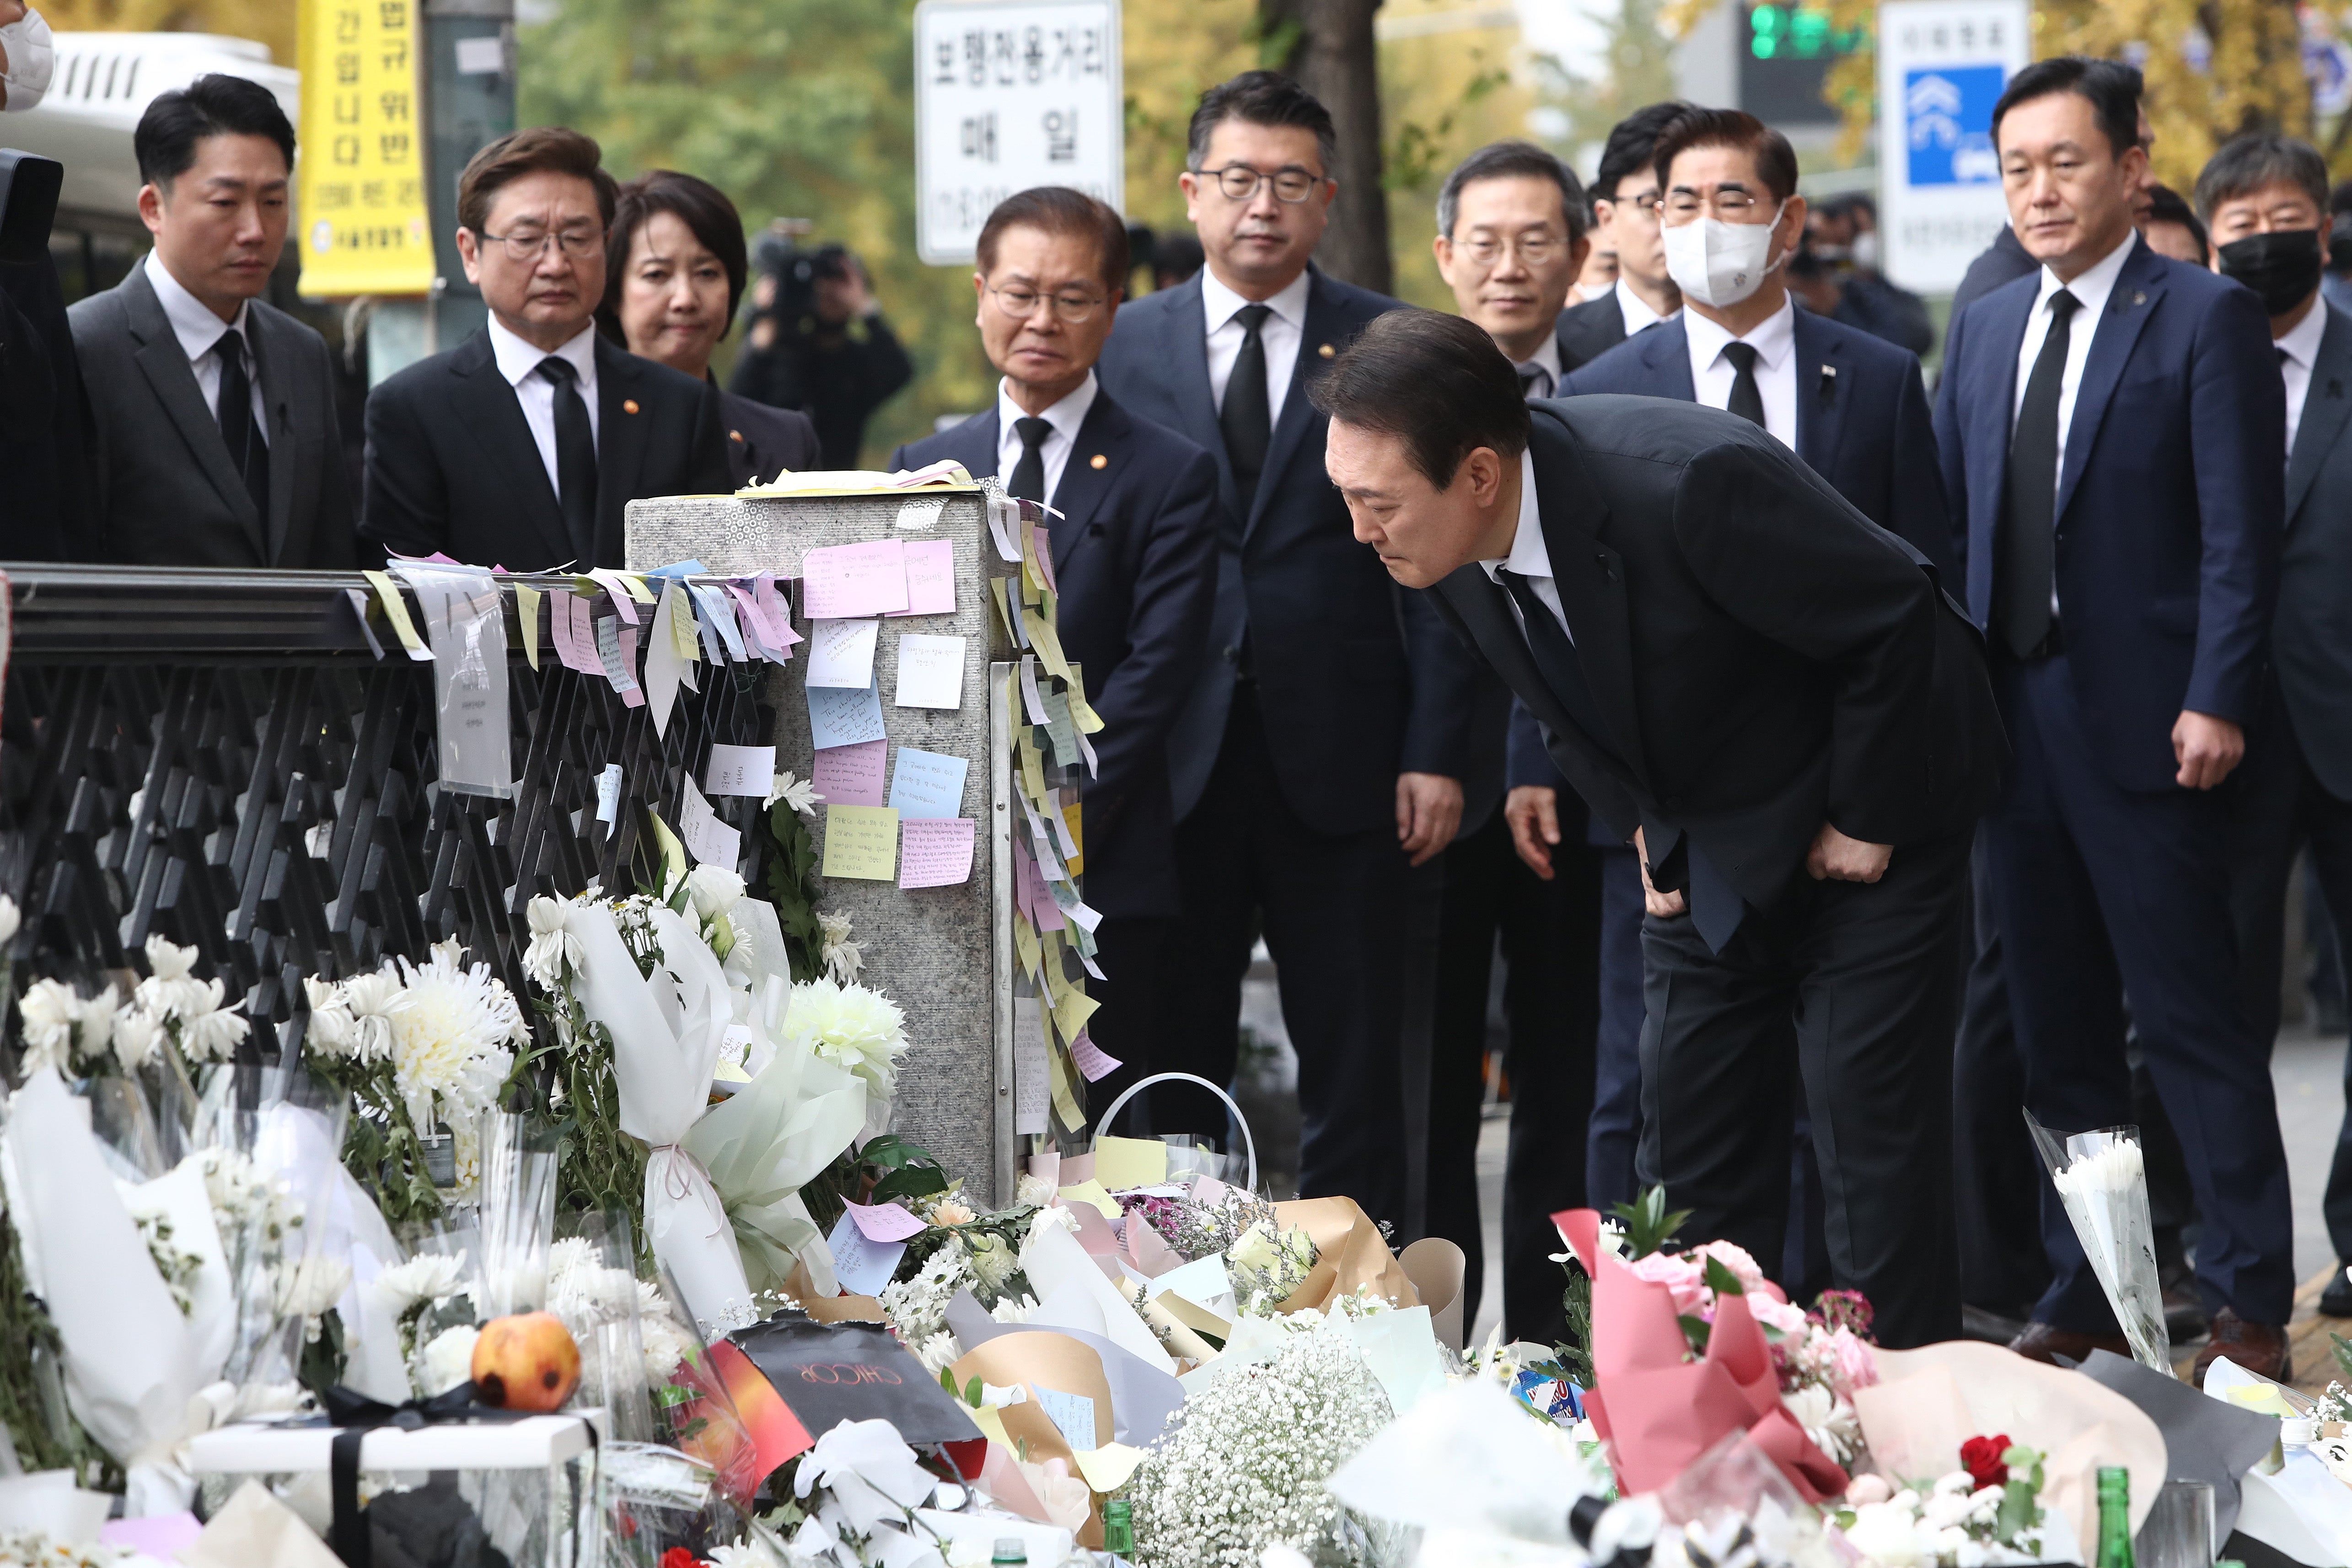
[478,227,605,261]
[1194,163,1326,203]
[985,283,1108,323]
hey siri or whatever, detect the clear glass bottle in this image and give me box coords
[993,1540,1027,1565]
[2096,1466,2135,1568]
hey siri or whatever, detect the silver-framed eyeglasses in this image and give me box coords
[1459,232,1566,267]
[1663,187,1765,220]
[1195,163,1326,203]
[985,284,1108,323]
[478,226,605,261]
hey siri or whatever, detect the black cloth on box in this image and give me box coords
[726,1315,980,1446]
[363,1475,514,1568]
[315,1383,542,1568]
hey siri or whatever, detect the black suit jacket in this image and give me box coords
[1095,266,1481,831]
[721,387,820,488]
[1435,398,2003,908]
[1556,291,1630,374]
[1943,225,2037,364]
[889,387,1218,918]
[2264,303,2352,797]
[361,330,732,569]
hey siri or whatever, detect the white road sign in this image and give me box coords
[914,0,1125,266]
[1875,0,2029,294]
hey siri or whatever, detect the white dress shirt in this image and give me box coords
[1202,265,1310,424]
[145,250,266,445]
[1685,295,1799,451]
[1479,451,1570,640]
[2011,228,2137,476]
[1614,276,1677,338]
[487,315,600,503]
[1514,333,1565,399]
[2278,295,2327,460]
[994,370,1099,507]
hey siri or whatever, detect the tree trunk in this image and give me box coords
[1261,0,1392,295]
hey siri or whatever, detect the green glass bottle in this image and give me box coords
[1101,1498,1137,1564]
[2096,1466,2135,1568]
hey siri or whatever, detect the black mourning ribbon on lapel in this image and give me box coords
[315,1381,585,1568]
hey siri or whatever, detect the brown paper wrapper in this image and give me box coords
[950,1330,1116,1466]
[1272,1196,1420,1311]
[784,1258,886,1323]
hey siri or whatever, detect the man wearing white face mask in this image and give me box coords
[1563,107,1952,577]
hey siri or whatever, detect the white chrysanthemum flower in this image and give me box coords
[766,771,822,817]
[276,1255,354,1335]
[686,864,746,919]
[913,1332,961,1375]
[706,1541,782,1568]
[521,895,584,993]
[302,976,358,1060]
[340,971,401,1065]
[381,947,521,1132]
[145,933,197,983]
[639,1310,689,1385]
[375,1251,470,1315]
[177,980,250,1062]
[112,1004,163,1073]
[815,910,863,985]
[776,976,906,1096]
[417,1323,479,1396]
[16,978,77,1074]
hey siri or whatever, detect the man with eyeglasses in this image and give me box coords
[1095,71,1481,1226]
[889,187,1219,1122]
[1555,103,1686,374]
[362,127,731,569]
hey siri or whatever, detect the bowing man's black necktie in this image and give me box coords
[1497,567,1617,763]
[1999,289,2079,660]
[1722,340,1766,429]
[1008,415,1053,505]
[537,355,599,565]
[1220,303,1273,509]
[214,327,269,519]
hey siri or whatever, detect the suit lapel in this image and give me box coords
[1528,412,1652,791]
[1046,394,1121,575]
[1248,268,1342,536]
[446,331,572,564]
[251,310,295,564]
[1641,319,1697,399]
[123,266,265,556]
[594,339,652,566]
[1436,564,1592,750]
[2289,307,2352,525]
[2055,243,2164,525]
[1157,276,1227,468]
[1791,310,1846,482]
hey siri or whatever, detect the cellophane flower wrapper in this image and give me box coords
[198,1096,351,1414]
[677,1031,865,1302]
[2025,1117,2170,1372]
[476,1111,558,1319]
[1658,1430,1855,1568]
[548,1208,655,1444]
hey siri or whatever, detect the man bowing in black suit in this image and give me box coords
[1321,309,2003,1347]
[890,187,1219,1120]
[362,128,732,569]
[1096,72,1481,1223]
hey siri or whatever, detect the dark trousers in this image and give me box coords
[1638,828,1969,1348]
[1156,684,1410,1224]
[1986,655,2293,1329]
[1424,808,1600,1343]
[1952,834,2053,1314]
[1588,845,1647,1212]
[2229,680,2352,1263]
[1085,914,1168,1136]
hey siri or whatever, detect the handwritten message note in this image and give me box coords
[805,618,880,689]
[842,1199,928,1243]
[704,743,776,799]
[826,1214,907,1298]
[887,539,956,617]
[898,818,976,889]
[811,739,887,808]
[808,676,887,750]
[822,804,900,880]
[800,539,909,619]
[1013,996,1049,1134]
[894,634,967,710]
[888,747,969,819]
[679,778,741,867]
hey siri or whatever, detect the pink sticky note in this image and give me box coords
[727,584,788,662]
[811,737,886,806]
[102,1514,203,1556]
[617,627,645,707]
[1070,1028,1121,1083]
[571,594,602,673]
[899,817,976,890]
[801,539,910,619]
[888,539,957,617]
[842,1198,928,1242]
[1026,849,1065,930]
[756,575,804,646]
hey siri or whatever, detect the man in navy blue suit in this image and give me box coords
[888,188,1219,1126]
[1094,72,1479,1223]
[1936,57,2291,1377]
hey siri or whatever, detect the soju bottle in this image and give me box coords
[2096,1466,2135,1568]
[1095,1498,1138,1566]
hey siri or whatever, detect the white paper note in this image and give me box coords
[1033,1386,1099,1452]
[677,778,741,868]
[895,634,967,709]
[1014,995,1049,1134]
[805,618,880,689]
[703,743,776,799]
[595,763,623,829]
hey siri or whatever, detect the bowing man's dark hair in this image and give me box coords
[1310,309,1530,491]
[135,73,296,189]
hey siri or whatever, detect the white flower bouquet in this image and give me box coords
[2025,1116,2169,1372]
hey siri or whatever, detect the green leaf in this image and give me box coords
[965,1375,983,1408]
[1996,1477,2040,1541]
[1677,1313,1712,1355]
[869,1164,951,1202]
[1702,1254,1746,1297]
[1610,1185,1692,1259]
[940,1367,957,1397]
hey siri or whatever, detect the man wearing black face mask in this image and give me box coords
[2199,133,2352,1317]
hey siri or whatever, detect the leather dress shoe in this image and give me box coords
[2164,1281,2209,1341]
[2321,1262,2352,1318]
[2194,1307,2290,1382]
[2008,1321,2130,1365]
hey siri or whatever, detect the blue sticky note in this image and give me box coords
[1033,1385,1097,1451]
[889,747,970,819]
[809,674,886,750]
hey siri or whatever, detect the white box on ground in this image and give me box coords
[913,0,1123,265]
[188,1412,594,1472]
[1875,0,2030,295]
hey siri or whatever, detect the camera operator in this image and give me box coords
[0,2,78,558]
[728,231,913,470]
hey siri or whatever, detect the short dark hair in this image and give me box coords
[599,171,750,344]
[456,126,617,236]
[1652,107,1799,205]
[1992,56,2142,163]
[1594,101,1691,204]
[1310,309,1530,490]
[975,186,1131,294]
[1437,141,1589,245]
[1187,70,1338,182]
[2143,185,2209,263]
[2193,132,2330,222]
[134,73,295,189]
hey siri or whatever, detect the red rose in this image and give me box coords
[660,1549,700,1568]
[1960,1434,2012,1490]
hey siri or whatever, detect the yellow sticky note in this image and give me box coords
[1064,665,1106,734]
[1093,1134,1169,1192]
[1018,730,1047,803]
[1050,1046,1085,1134]
[1052,985,1099,1046]
[1028,616,1072,681]
[990,578,1020,647]
[1060,803,1084,877]
[617,571,657,604]
[361,569,430,660]
[970,1403,1012,1448]
[516,583,542,671]
[1013,914,1041,984]
[1057,1178,1121,1219]
[664,581,699,662]
[1074,1443,1145,1494]
[822,805,900,880]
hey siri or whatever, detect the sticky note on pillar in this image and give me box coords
[894,634,967,709]
[1092,1135,1170,1192]
[822,804,900,880]
[888,539,956,617]
[899,817,976,889]
[703,743,777,798]
[811,738,887,807]
[808,675,886,750]
[888,747,969,819]
[800,538,909,618]
[805,618,880,688]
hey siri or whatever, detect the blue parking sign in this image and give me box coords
[1905,64,2004,185]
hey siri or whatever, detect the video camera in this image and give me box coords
[751,219,853,326]
[0,147,60,263]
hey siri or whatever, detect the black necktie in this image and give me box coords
[1722,340,1766,428]
[1497,568,1618,763]
[214,327,269,520]
[537,356,599,565]
[1008,415,1052,504]
[1220,303,1273,509]
[1518,363,1552,400]
[2000,289,2080,659]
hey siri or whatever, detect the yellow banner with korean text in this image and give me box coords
[296,0,435,296]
